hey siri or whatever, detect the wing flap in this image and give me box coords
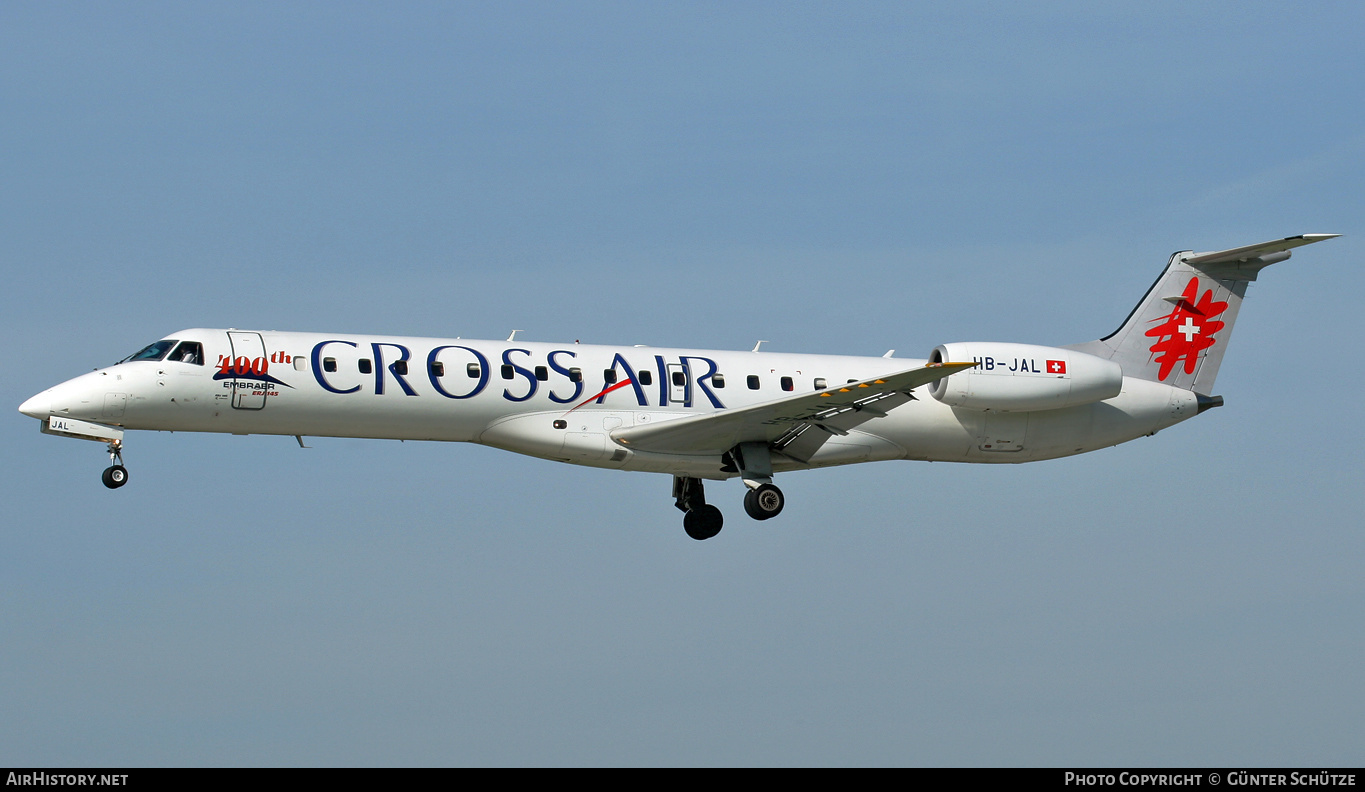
[611,361,975,457]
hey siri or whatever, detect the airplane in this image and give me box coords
[18,233,1338,540]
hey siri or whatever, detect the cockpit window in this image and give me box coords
[168,341,203,365]
[122,340,178,363]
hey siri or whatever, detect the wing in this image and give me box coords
[611,361,975,461]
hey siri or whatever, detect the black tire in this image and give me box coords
[683,504,723,540]
[743,484,784,520]
[102,465,128,489]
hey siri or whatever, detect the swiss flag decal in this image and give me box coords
[1046,359,1067,374]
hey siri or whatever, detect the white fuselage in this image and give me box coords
[22,328,1198,480]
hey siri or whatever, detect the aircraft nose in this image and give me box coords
[19,391,50,419]
[20,372,105,421]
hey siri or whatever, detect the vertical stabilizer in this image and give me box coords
[1067,234,1338,394]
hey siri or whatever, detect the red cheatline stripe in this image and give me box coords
[567,378,634,413]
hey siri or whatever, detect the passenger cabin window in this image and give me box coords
[569,367,583,383]
[534,366,548,382]
[603,369,618,384]
[430,361,445,377]
[467,363,481,378]
[358,359,373,375]
[713,373,726,388]
[124,340,177,363]
[169,341,203,365]
[323,357,338,373]
[780,376,794,392]
[638,370,653,386]
[747,375,760,390]
[393,361,408,376]
[501,364,514,380]
[294,357,307,372]
[672,371,686,387]
[814,377,827,389]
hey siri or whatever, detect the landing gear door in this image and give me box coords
[227,331,269,410]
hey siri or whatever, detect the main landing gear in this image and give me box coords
[102,440,128,489]
[674,476,723,541]
[672,475,787,541]
[743,483,784,521]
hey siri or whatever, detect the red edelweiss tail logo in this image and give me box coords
[1145,276,1228,381]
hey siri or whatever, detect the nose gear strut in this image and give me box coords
[102,440,128,489]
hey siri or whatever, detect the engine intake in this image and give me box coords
[928,342,1122,412]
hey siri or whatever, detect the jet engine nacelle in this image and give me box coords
[928,342,1123,412]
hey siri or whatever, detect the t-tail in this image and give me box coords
[1067,234,1339,397]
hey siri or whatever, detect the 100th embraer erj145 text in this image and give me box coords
[20,234,1338,540]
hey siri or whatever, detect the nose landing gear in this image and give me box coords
[102,440,128,489]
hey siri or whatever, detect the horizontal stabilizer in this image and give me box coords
[612,361,975,459]
[1185,234,1339,267]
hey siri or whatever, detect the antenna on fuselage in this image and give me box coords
[752,340,768,353]
[507,330,522,342]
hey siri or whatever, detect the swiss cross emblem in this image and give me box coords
[1046,359,1066,374]
[1145,276,1228,381]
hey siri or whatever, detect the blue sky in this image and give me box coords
[2,2,1362,766]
